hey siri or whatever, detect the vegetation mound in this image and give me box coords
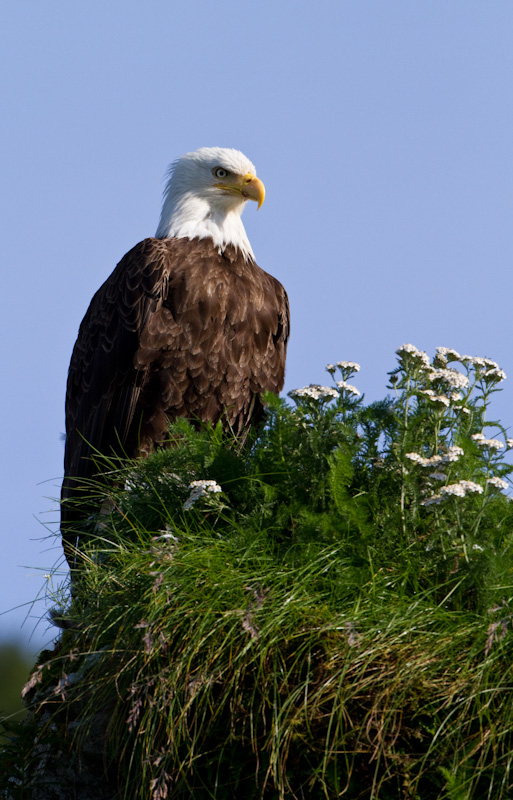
[3,346,513,799]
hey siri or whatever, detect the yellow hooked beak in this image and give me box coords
[214,172,265,209]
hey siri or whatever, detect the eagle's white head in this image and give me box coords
[155,147,265,260]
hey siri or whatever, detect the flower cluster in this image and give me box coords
[471,433,504,451]
[443,480,483,496]
[421,494,443,506]
[487,476,509,491]
[393,345,512,510]
[434,347,461,365]
[395,348,507,429]
[336,380,361,397]
[326,361,361,386]
[484,367,507,383]
[396,344,430,368]
[421,479,484,505]
[325,360,362,398]
[460,355,499,370]
[289,385,339,402]
[290,360,363,406]
[183,480,222,510]
[418,389,450,408]
[335,361,361,372]
[290,345,510,522]
[405,446,464,468]
[427,368,470,391]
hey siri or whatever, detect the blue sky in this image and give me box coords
[1,1,512,652]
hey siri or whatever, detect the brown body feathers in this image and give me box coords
[61,236,289,561]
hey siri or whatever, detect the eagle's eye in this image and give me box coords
[213,167,229,179]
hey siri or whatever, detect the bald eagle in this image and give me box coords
[61,147,289,564]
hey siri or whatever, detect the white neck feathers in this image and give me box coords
[155,191,254,261]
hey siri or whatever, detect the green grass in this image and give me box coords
[2,346,513,799]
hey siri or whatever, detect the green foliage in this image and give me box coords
[4,345,513,799]
[0,642,32,743]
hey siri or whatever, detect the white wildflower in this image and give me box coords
[289,385,339,402]
[484,367,507,383]
[440,483,466,498]
[421,392,450,408]
[396,344,430,367]
[427,368,469,391]
[461,355,499,370]
[450,392,463,402]
[472,544,484,552]
[397,343,420,355]
[421,455,446,467]
[473,436,504,451]
[507,439,513,449]
[336,381,361,396]
[405,452,424,464]
[336,361,361,373]
[325,364,336,373]
[406,449,462,468]
[435,396,451,408]
[435,480,483,498]
[456,407,471,415]
[443,446,465,462]
[421,494,442,506]
[189,479,222,492]
[458,480,483,494]
[419,389,451,406]
[436,347,461,362]
[429,472,447,481]
[184,480,222,510]
[486,476,509,491]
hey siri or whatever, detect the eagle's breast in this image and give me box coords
[129,238,287,453]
